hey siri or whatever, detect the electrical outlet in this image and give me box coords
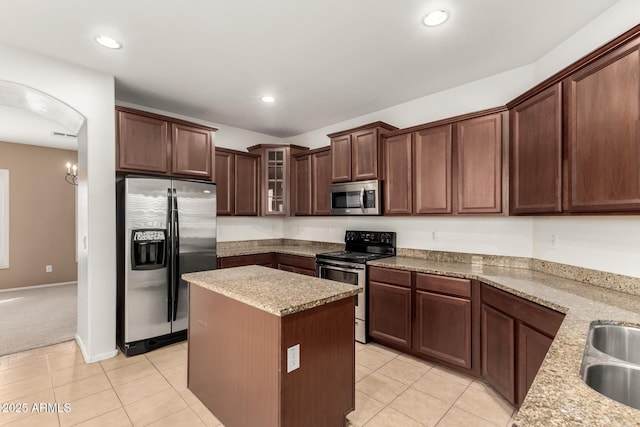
[287,344,300,373]
[551,234,559,250]
[430,231,437,241]
[45,265,53,273]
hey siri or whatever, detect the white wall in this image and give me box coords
[0,43,117,362]
[217,217,284,242]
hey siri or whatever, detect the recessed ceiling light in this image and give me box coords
[260,96,276,103]
[95,35,122,49]
[422,10,449,27]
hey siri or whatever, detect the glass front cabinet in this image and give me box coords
[247,144,308,216]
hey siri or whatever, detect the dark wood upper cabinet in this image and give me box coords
[247,144,308,216]
[510,84,562,214]
[565,40,640,212]
[329,122,398,183]
[234,153,259,216]
[216,147,259,216]
[312,148,332,215]
[330,135,352,182]
[215,149,234,216]
[383,133,412,215]
[116,107,216,180]
[352,128,380,181]
[414,125,452,214]
[117,110,170,174]
[456,112,505,214]
[292,147,332,216]
[293,153,312,216]
[171,123,212,178]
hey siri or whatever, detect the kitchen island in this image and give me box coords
[183,265,361,427]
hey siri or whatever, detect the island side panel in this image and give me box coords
[280,296,356,426]
[188,284,280,427]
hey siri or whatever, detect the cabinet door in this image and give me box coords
[481,304,515,404]
[171,123,212,178]
[331,135,352,182]
[215,150,234,216]
[235,154,259,216]
[456,113,503,213]
[414,291,471,369]
[368,281,412,350]
[218,253,274,269]
[352,128,380,181]
[510,84,562,214]
[117,111,169,173]
[383,133,412,215]
[312,148,332,215]
[517,323,553,406]
[510,83,562,214]
[565,41,640,212]
[414,125,452,214]
[293,154,312,216]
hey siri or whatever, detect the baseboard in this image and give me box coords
[75,335,118,364]
[0,281,77,293]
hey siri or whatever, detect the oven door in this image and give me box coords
[317,261,367,342]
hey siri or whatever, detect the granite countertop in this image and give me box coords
[368,257,640,426]
[183,265,361,317]
[217,243,341,258]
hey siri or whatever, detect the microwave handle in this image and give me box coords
[360,187,365,213]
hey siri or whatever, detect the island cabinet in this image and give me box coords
[564,37,640,213]
[328,122,398,183]
[247,144,308,216]
[214,148,259,216]
[481,284,565,406]
[116,107,217,180]
[186,266,357,427]
[509,84,563,214]
[292,147,332,216]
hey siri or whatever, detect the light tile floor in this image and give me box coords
[0,340,515,426]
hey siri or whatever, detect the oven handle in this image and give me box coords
[317,263,365,274]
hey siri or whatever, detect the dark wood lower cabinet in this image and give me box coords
[368,281,412,350]
[218,253,274,269]
[276,254,316,277]
[481,284,564,406]
[218,253,316,276]
[481,303,516,403]
[415,290,471,369]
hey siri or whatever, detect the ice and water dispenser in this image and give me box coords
[131,229,167,270]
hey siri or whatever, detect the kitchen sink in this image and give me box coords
[581,322,640,410]
[589,324,640,365]
[582,363,640,411]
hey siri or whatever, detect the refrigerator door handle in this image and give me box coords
[166,188,173,323]
[172,188,180,322]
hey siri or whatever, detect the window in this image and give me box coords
[0,169,8,269]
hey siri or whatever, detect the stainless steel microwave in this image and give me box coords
[330,180,382,215]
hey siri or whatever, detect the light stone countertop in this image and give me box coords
[367,256,640,427]
[216,244,341,258]
[183,265,361,317]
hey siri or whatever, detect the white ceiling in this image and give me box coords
[0,0,620,139]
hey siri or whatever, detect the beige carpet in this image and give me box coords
[0,283,77,356]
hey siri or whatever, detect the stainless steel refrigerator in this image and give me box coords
[116,176,216,356]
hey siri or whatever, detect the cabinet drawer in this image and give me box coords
[416,273,471,298]
[219,253,274,269]
[368,266,411,288]
[277,254,316,271]
[482,284,564,337]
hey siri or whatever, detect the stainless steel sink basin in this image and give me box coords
[583,363,640,410]
[590,324,640,365]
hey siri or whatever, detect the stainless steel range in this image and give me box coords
[316,230,396,343]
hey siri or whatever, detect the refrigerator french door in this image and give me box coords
[116,176,217,356]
